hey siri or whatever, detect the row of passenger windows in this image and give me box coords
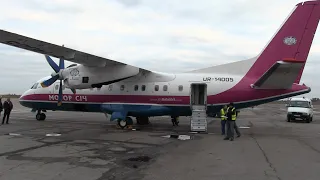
[109,84,184,92]
[52,84,184,92]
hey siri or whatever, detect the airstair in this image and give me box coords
[190,84,208,133]
[190,105,207,132]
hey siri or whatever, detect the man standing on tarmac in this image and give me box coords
[224,103,241,141]
[220,105,228,135]
[2,98,13,124]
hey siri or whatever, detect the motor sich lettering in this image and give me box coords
[75,95,87,101]
[203,77,234,82]
[48,95,88,102]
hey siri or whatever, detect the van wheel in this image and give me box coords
[306,117,311,123]
[287,116,291,122]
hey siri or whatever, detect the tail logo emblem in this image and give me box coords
[283,36,297,45]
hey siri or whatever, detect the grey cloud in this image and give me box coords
[114,0,142,7]
[16,0,84,14]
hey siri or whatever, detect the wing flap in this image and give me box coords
[252,60,305,89]
[0,30,126,67]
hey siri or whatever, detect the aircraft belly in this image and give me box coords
[101,104,172,116]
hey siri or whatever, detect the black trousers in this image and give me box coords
[2,111,11,124]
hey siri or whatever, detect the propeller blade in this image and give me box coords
[71,88,76,94]
[57,80,63,106]
[40,75,59,88]
[59,58,64,69]
[45,55,60,73]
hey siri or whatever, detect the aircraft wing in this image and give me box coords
[251,59,306,89]
[0,30,145,68]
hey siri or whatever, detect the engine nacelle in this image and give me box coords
[62,64,140,89]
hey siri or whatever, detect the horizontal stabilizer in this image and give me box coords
[251,59,305,89]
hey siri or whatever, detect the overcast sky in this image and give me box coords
[0,0,319,98]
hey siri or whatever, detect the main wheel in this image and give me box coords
[118,119,127,129]
[40,113,46,120]
[136,117,149,125]
[306,117,311,123]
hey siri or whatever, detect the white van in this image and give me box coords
[286,97,313,123]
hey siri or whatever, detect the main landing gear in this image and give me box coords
[117,117,134,129]
[116,116,150,129]
[36,110,46,121]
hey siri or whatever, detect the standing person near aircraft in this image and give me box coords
[0,97,3,120]
[171,116,179,126]
[224,103,240,141]
[2,98,13,124]
[220,105,228,135]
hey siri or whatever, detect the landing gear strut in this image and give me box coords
[36,110,46,121]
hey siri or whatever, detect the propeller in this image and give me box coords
[40,54,76,106]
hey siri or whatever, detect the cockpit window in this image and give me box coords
[30,83,39,89]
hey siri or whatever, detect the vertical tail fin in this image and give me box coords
[247,1,320,83]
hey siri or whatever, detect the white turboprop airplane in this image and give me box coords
[0,1,319,129]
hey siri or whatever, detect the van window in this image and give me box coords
[288,101,311,108]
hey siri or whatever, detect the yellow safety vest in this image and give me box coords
[227,107,237,121]
[220,108,226,120]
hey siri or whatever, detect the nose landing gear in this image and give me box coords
[36,110,46,121]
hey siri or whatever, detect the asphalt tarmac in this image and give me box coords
[1,99,320,180]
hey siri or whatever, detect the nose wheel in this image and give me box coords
[36,111,46,121]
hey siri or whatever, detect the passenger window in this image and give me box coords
[82,77,89,83]
[155,85,159,91]
[142,85,146,91]
[178,85,183,91]
[55,84,59,90]
[134,85,139,91]
[108,85,113,91]
[163,85,168,91]
[120,85,125,91]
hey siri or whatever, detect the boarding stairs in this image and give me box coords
[190,105,207,132]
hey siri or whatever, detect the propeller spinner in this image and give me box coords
[40,55,76,106]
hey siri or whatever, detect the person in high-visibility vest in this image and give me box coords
[223,102,240,141]
[220,105,228,135]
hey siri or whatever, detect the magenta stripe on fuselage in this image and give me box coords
[20,84,309,104]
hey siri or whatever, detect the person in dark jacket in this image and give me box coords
[2,98,13,124]
[0,97,3,119]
